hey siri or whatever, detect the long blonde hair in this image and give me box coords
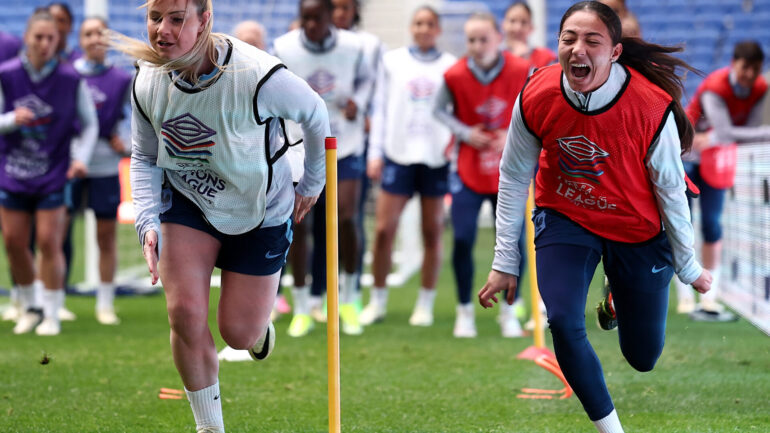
[110,0,226,84]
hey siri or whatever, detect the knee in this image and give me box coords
[220,321,266,350]
[3,232,29,253]
[702,221,722,243]
[167,301,208,337]
[622,344,662,372]
[422,226,443,250]
[547,312,586,341]
[374,222,397,246]
[36,234,62,257]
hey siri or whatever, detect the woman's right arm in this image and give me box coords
[129,93,163,251]
[480,96,540,307]
[492,96,541,276]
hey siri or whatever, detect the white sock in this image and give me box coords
[309,295,323,310]
[457,302,474,316]
[292,286,309,315]
[499,301,515,317]
[699,267,721,311]
[185,381,224,432]
[96,282,116,311]
[42,289,64,320]
[370,287,388,309]
[673,277,694,302]
[9,287,19,308]
[340,272,358,304]
[416,288,436,312]
[593,409,624,433]
[17,283,38,310]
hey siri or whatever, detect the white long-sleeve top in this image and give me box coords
[0,54,98,166]
[130,40,329,247]
[493,63,703,285]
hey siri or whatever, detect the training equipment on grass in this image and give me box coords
[325,137,341,433]
[158,388,185,400]
[516,182,572,399]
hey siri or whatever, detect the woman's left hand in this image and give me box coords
[67,160,88,179]
[293,192,318,223]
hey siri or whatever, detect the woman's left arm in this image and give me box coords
[256,67,330,220]
[647,111,703,285]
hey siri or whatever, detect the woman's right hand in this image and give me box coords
[367,158,384,181]
[143,230,160,285]
[690,268,712,294]
[478,269,518,308]
[467,125,492,149]
[14,107,35,126]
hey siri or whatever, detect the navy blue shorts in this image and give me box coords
[338,154,365,181]
[533,208,675,290]
[381,158,449,198]
[0,188,66,212]
[159,188,293,276]
[67,176,121,219]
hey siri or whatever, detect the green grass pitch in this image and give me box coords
[0,219,768,432]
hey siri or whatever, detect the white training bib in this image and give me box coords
[273,29,365,159]
[134,38,284,234]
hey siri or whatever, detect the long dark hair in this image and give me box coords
[560,1,698,154]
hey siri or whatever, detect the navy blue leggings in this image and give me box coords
[450,176,527,304]
[534,210,672,421]
[684,162,726,243]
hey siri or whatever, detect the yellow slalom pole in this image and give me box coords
[524,181,545,349]
[324,137,341,433]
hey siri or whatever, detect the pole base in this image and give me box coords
[517,345,555,361]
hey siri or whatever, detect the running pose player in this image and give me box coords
[479,3,711,432]
[115,0,329,431]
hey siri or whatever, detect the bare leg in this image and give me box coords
[371,191,410,287]
[419,196,445,290]
[0,207,35,285]
[338,179,361,274]
[289,218,308,287]
[218,270,280,350]
[35,207,66,290]
[158,223,220,391]
[96,218,117,283]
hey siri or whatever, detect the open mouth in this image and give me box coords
[570,63,590,78]
[157,40,174,49]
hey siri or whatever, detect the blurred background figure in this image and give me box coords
[273,0,373,337]
[501,1,555,69]
[0,31,23,63]
[69,16,133,325]
[48,2,82,62]
[360,6,455,327]
[232,20,266,50]
[433,12,530,338]
[330,0,385,317]
[597,0,641,37]
[680,40,770,321]
[0,9,97,336]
